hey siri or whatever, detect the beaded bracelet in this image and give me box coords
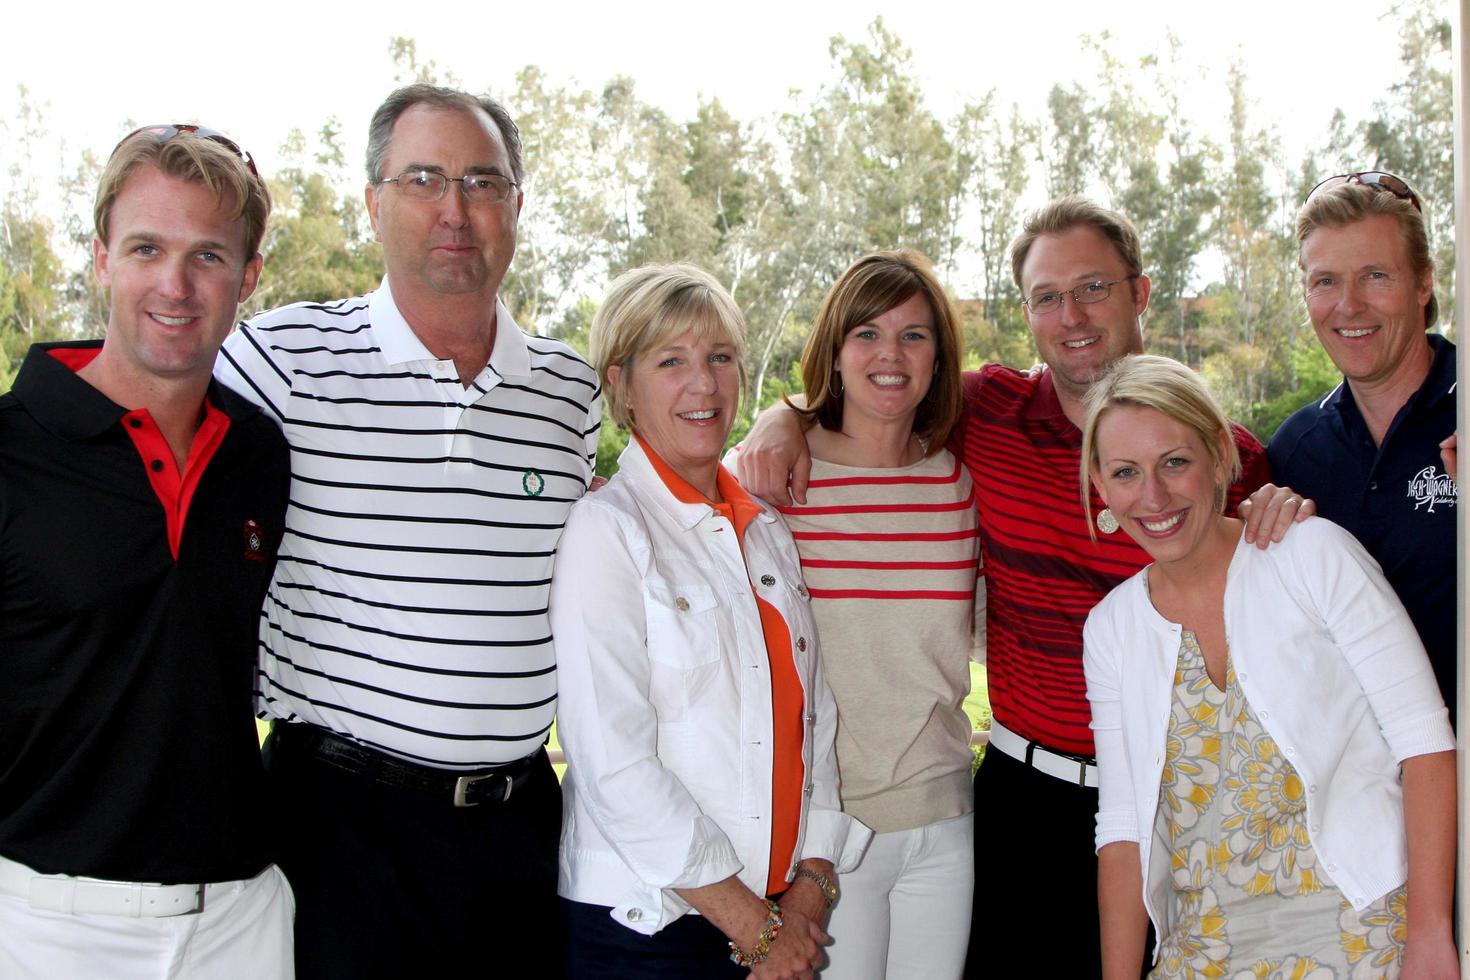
[728,899,784,967]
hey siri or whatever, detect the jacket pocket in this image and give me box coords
[643,579,722,669]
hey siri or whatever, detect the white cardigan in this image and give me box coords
[550,439,871,935]
[1083,517,1452,937]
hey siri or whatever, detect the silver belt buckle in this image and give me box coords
[453,771,512,807]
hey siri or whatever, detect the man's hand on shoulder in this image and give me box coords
[734,401,812,506]
[1238,483,1315,549]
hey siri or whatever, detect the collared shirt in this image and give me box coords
[0,341,289,883]
[551,438,869,935]
[215,278,601,768]
[634,433,805,896]
[955,364,1271,756]
[1269,334,1458,709]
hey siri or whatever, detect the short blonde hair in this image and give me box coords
[95,132,270,257]
[1079,355,1240,536]
[1296,180,1437,329]
[589,264,747,429]
[795,249,964,452]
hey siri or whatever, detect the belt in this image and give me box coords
[275,723,539,807]
[0,855,203,917]
[987,720,1099,788]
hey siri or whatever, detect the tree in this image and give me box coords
[0,88,76,391]
[247,123,381,315]
[1358,0,1456,334]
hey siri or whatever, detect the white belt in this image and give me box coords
[987,720,1099,788]
[0,855,204,917]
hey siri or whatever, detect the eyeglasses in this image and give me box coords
[1023,276,1137,316]
[1306,172,1421,213]
[378,169,519,204]
[111,124,259,177]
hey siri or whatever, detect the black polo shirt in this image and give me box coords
[1269,334,1458,709]
[0,341,289,883]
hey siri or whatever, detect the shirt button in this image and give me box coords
[1260,711,1269,720]
[1369,481,1378,490]
[796,584,809,599]
[796,637,807,652]
[150,459,164,473]
[760,574,776,587]
[626,908,642,922]
[675,597,690,611]
[127,418,142,429]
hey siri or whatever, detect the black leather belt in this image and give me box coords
[275,723,540,807]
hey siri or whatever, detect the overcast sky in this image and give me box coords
[2,0,1438,192]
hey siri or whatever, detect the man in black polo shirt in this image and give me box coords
[0,126,291,977]
[1270,172,1457,709]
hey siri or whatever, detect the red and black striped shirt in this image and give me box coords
[954,365,1270,756]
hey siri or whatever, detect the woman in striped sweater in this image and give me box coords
[780,250,981,980]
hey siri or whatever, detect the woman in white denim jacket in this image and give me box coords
[1079,356,1455,979]
[550,265,870,980]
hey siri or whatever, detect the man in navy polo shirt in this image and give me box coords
[0,126,291,977]
[1270,172,1457,709]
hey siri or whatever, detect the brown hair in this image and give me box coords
[367,84,524,186]
[95,133,271,256]
[1296,180,1437,329]
[1009,195,1144,292]
[794,249,964,452]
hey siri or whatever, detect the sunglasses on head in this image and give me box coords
[110,123,259,178]
[1306,171,1421,213]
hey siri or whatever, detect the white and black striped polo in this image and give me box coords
[216,279,600,768]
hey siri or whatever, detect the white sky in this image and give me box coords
[0,0,1447,275]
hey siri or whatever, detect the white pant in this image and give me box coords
[0,862,294,980]
[822,812,974,980]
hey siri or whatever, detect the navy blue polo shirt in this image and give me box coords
[0,341,290,883]
[1268,334,1458,710]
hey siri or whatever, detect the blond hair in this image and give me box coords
[1079,355,1240,537]
[95,133,270,256]
[589,264,747,429]
[1296,180,1437,329]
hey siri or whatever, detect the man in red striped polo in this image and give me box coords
[738,196,1304,977]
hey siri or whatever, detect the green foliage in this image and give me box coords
[246,124,383,314]
[0,5,1456,417]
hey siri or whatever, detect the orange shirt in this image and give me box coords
[634,433,806,896]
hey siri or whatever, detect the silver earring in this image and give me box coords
[1096,508,1119,534]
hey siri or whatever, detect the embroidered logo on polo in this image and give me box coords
[243,520,266,562]
[522,470,545,497]
[1407,466,1458,513]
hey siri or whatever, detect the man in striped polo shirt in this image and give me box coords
[216,85,600,978]
[738,197,1306,976]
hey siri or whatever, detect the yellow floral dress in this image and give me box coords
[1150,631,1406,980]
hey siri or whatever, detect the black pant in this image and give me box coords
[561,899,746,980]
[263,726,563,979]
[964,744,1103,979]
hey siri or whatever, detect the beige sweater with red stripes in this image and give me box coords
[776,449,982,833]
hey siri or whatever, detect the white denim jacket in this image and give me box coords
[550,439,871,936]
[1084,517,1453,945]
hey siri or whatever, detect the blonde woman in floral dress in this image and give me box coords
[1080,355,1457,980]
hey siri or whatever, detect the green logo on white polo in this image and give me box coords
[522,470,546,497]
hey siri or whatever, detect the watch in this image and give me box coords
[794,866,839,908]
